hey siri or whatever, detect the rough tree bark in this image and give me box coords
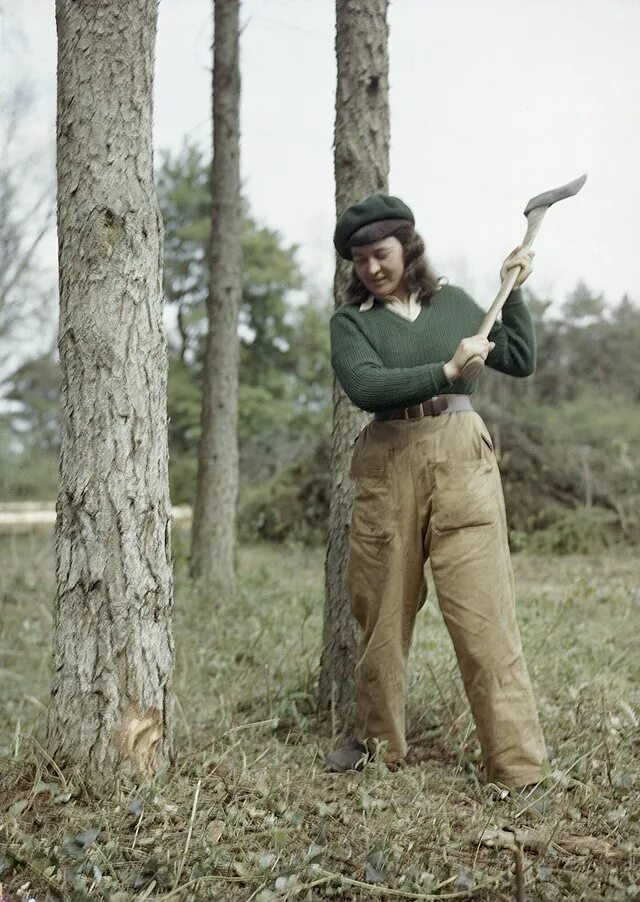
[319,0,390,722]
[190,0,242,595]
[48,0,174,781]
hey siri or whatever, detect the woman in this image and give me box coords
[327,192,546,793]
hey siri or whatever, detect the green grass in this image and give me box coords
[1,532,639,901]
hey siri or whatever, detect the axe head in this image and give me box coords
[524,174,587,216]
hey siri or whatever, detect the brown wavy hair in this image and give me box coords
[346,224,441,306]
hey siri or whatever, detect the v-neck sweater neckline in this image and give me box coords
[379,301,427,325]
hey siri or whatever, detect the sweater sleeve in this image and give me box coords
[330,310,454,413]
[485,289,536,377]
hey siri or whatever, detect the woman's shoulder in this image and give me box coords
[330,302,367,325]
[429,282,478,309]
[433,281,472,301]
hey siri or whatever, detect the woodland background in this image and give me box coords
[2,138,640,554]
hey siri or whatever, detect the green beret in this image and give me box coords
[333,193,415,260]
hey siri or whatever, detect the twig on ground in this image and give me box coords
[314,867,492,900]
[480,825,613,859]
[514,837,526,902]
[472,793,503,870]
[600,687,613,787]
[155,873,267,900]
[131,809,144,851]
[224,717,279,734]
[139,878,157,898]
[13,718,21,758]
[172,777,201,891]
[29,736,69,792]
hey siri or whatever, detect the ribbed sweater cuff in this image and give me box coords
[504,287,524,306]
[433,364,454,394]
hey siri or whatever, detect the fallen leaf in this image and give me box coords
[257,852,276,871]
[33,781,59,797]
[283,808,304,825]
[207,820,224,844]
[357,788,372,815]
[364,850,386,884]
[247,805,266,819]
[127,797,144,817]
[612,771,635,790]
[269,828,290,846]
[275,874,298,891]
[62,827,100,860]
[76,827,100,847]
[454,869,476,891]
[606,806,627,824]
[255,891,277,902]
[304,843,324,865]
[232,860,250,878]
[9,799,29,817]
[0,853,16,875]
[316,800,337,816]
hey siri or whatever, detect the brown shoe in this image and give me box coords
[326,740,368,773]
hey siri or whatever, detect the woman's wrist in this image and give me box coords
[443,360,459,381]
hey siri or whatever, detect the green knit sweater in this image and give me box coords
[330,285,535,413]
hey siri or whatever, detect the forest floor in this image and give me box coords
[0,531,638,901]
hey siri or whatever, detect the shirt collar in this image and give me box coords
[359,291,419,312]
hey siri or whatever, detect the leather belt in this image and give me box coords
[373,394,473,421]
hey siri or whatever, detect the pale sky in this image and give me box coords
[5,0,640,326]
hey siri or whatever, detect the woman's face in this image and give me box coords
[351,236,406,299]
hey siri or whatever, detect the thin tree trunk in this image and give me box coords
[190,0,242,595]
[319,0,390,722]
[49,0,173,781]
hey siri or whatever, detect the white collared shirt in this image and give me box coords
[359,291,421,322]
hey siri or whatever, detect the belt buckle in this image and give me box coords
[405,404,424,420]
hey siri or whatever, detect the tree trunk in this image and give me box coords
[48,0,174,781]
[190,0,242,595]
[319,0,390,723]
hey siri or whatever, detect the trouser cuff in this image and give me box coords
[490,769,545,790]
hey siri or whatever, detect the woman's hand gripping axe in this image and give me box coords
[459,174,588,382]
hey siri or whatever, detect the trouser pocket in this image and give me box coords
[350,425,395,541]
[347,531,393,628]
[432,458,497,533]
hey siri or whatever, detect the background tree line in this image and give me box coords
[2,141,639,554]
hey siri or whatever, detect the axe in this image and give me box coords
[459,173,587,381]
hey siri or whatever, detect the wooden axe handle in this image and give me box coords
[458,206,547,380]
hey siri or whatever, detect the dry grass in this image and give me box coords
[0,532,639,901]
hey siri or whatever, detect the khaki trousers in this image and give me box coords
[347,410,545,787]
